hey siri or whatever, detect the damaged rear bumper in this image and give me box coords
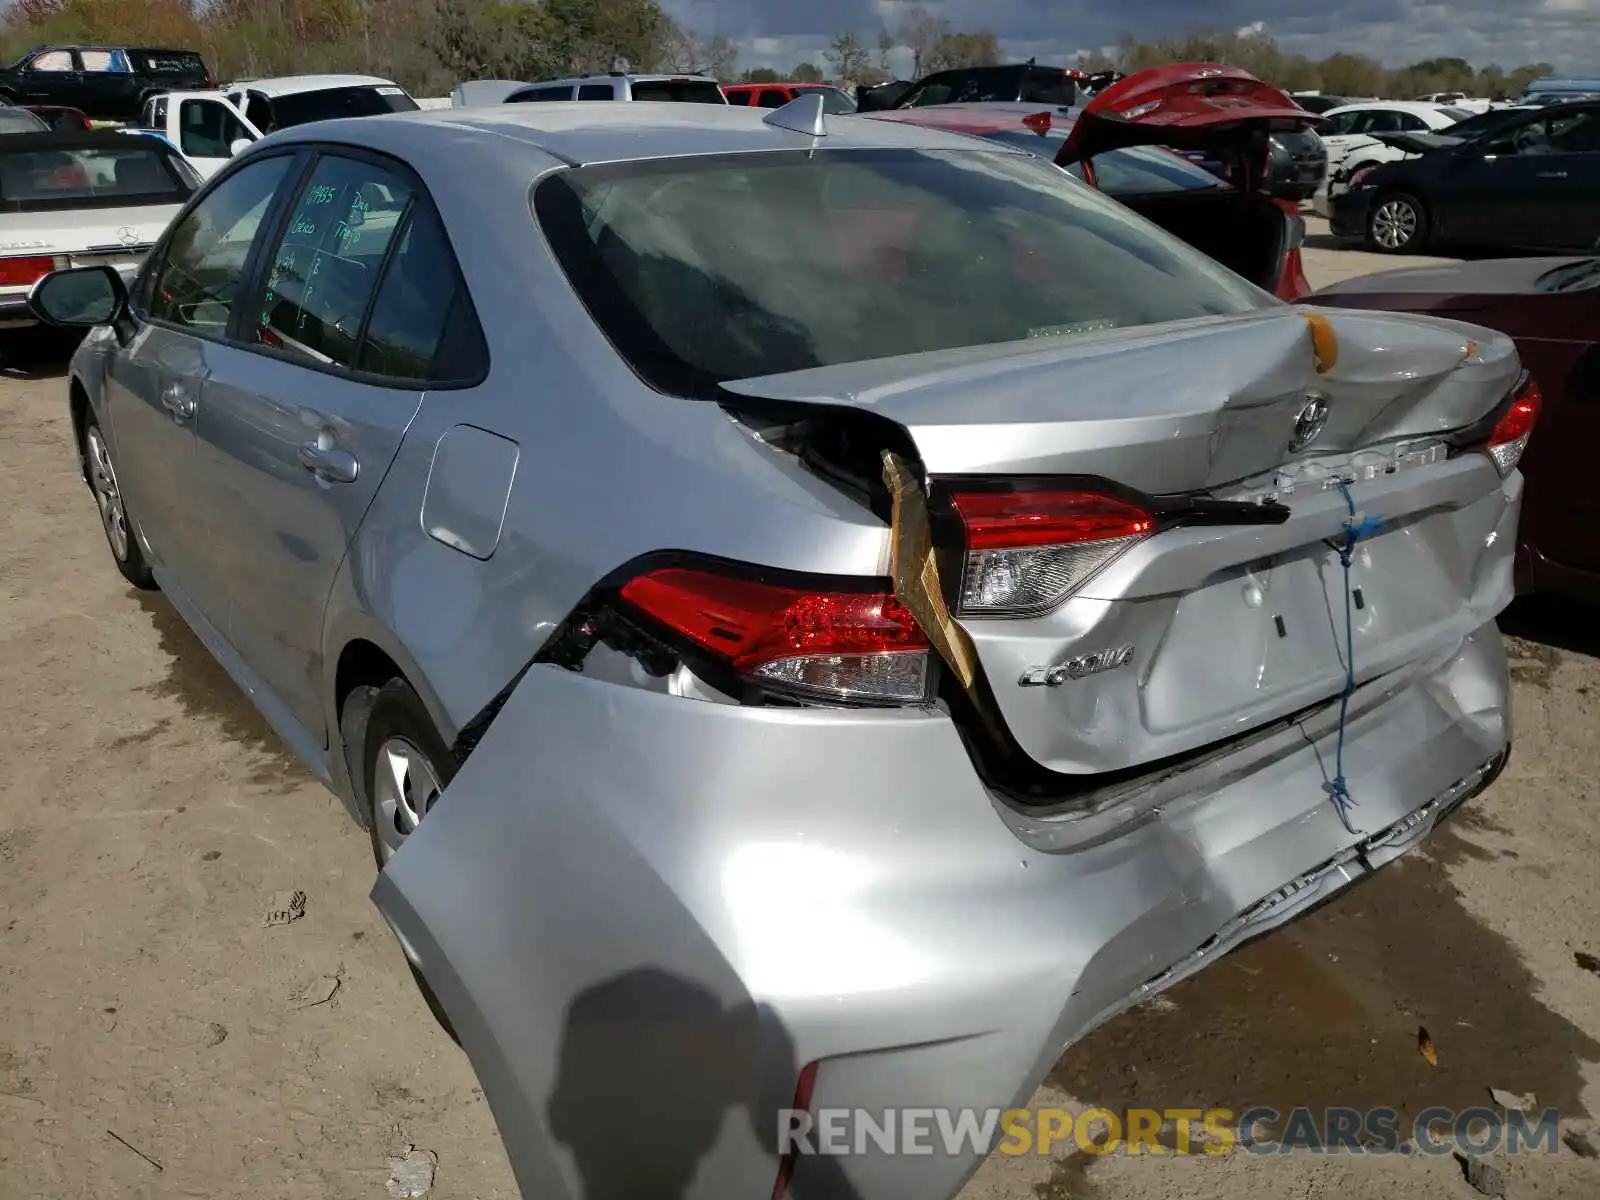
[372,621,1511,1200]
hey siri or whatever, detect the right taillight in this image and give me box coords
[1486,376,1541,475]
[948,489,1155,617]
[618,566,932,705]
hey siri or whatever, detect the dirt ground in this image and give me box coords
[2,234,1598,1200]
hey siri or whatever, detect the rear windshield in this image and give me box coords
[629,79,725,103]
[270,85,418,127]
[535,148,1267,395]
[0,144,190,211]
[792,86,858,114]
[979,132,1228,194]
[130,50,208,75]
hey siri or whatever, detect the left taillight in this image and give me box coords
[619,566,932,705]
[949,489,1154,617]
[0,255,59,289]
[1486,376,1541,476]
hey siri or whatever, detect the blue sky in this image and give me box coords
[661,0,1596,76]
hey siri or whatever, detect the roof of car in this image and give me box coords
[233,74,402,98]
[266,101,1017,165]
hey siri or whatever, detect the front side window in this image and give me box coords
[1396,112,1429,132]
[511,86,574,102]
[146,154,293,330]
[28,50,73,72]
[536,148,1269,395]
[180,101,251,158]
[251,154,412,367]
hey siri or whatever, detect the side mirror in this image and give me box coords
[28,265,127,328]
[228,137,253,156]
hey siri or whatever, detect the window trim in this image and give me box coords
[231,143,489,388]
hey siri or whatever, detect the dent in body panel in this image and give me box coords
[422,424,519,560]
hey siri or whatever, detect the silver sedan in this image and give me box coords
[31,96,1529,1199]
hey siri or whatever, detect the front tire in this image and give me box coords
[1367,192,1429,253]
[84,419,156,589]
[344,677,459,1041]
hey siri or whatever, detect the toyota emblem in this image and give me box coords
[116,226,139,247]
[1289,393,1330,453]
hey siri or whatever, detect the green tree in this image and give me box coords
[790,61,822,82]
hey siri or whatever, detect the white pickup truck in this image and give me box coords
[138,75,421,178]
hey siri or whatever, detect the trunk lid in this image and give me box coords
[1056,63,1322,167]
[723,307,1523,777]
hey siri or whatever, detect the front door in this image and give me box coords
[197,150,438,735]
[17,48,80,105]
[110,152,299,624]
[172,95,261,179]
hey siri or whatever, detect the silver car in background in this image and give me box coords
[31,97,1530,1199]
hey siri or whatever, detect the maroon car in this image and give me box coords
[1312,257,1599,601]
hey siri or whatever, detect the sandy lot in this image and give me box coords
[2,235,1598,1200]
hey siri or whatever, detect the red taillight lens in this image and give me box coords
[619,567,931,704]
[1022,110,1052,135]
[0,255,58,288]
[949,490,1154,616]
[1486,377,1541,475]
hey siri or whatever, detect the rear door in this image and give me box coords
[1443,113,1585,249]
[17,49,80,106]
[74,49,137,119]
[195,148,468,736]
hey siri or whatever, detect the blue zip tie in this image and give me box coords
[1327,479,1378,835]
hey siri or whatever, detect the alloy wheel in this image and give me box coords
[86,427,130,562]
[1371,199,1418,250]
[372,736,443,862]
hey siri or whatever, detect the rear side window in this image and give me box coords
[252,155,412,367]
[1021,67,1077,107]
[80,50,131,73]
[131,50,208,76]
[578,85,613,101]
[511,86,574,102]
[536,148,1267,395]
[756,89,788,108]
[629,80,725,103]
[356,203,487,383]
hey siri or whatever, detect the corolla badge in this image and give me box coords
[116,226,140,247]
[1019,644,1135,687]
[1289,393,1330,452]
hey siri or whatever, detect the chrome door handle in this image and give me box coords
[298,441,359,483]
[160,383,196,420]
[1536,171,1568,178]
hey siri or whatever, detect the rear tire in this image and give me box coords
[83,417,157,589]
[344,678,460,1043]
[1367,192,1429,254]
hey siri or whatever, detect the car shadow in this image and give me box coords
[0,328,83,380]
[549,967,864,1200]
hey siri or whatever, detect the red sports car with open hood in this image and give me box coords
[865,63,1323,300]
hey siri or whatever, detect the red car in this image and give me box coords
[1311,258,1598,602]
[23,104,94,132]
[722,82,856,113]
[864,63,1321,301]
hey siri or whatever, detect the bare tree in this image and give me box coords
[823,29,870,82]
[876,26,894,74]
[897,5,946,77]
